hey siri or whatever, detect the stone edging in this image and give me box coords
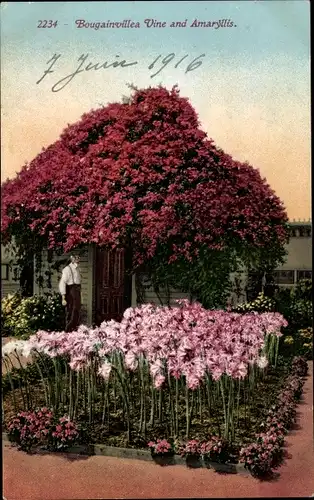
[2,432,249,476]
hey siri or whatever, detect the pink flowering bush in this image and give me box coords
[50,416,79,449]
[240,356,307,476]
[179,439,201,458]
[7,408,53,451]
[200,436,232,463]
[291,356,308,377]
[239,432,284,477]
[7,408,79,452]
[148,439,175,456]
[260,417,287,438]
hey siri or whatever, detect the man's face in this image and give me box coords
[71,256,80,266]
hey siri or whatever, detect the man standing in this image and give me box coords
[59,255,81,332]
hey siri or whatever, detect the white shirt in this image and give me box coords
[59,263,81,295]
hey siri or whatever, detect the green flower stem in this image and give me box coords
[205,374,212,418]
[88,367,92,424]
[198,386,203,424]
[112,366,131,442]
[220,376,228,439]
[34,351,52,405]
[3,357,17,412]
[275,336,280,367]
[175,378,179,436]
[158,388,163,423]
[52,358,60,413]
[188,389,195,434]
[73,371,80,420]
[236,378,241,430]
[101,382,108,425]
[82,369,87,417]
[34,359,49,407]
[167,371,174,436]
[13,351,31,409]
[6,354,26,409]
[69,369,73,420]
[148,386,155,428]
[140,359,147,436]
[185,384,190,438]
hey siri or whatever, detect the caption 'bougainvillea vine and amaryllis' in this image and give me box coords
[1,86,289,307]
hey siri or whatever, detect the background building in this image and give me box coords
[1,220,312,322]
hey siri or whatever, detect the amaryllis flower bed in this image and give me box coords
[2,300,290,451]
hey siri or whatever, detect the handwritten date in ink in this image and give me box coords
[149,53,205,78]
[38,20,58,28]
[37,53,205,92]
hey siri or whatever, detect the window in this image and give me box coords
[273,270,295,285]
[12,266,20,282]
[297,270,312,282]
[290,225,312,238]
[1,264,9,281]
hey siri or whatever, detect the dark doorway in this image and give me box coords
[20,259,34,297]
[94,247,132,325]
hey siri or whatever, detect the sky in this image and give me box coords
[1,0,311,220]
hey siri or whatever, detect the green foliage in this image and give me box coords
[275,279,312,359]
[291,278,312,302]
[232,292,276,313]
[283,327,313,360]
[274,288,292,321]
[1,292,65,338]
[147,246,238,309]
[276,279,312,330]
[2,357,54,396]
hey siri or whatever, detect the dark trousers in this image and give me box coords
[65,284,81,332]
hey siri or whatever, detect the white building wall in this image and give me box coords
[33,246,93,325]
[1,244,20,299]
[1,221,312,315]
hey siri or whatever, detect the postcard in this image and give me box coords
[1,2,312,498]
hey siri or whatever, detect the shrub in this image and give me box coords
[147,439,175,456]
[179,439,201,458]
[233,293,276,314]
[49,416,80,450]
[291,278,312,302]
[200,436,232,463]
[240,355,307,477]
[282,328,313,360]
[274,287,292,323]
[277,279,312,331]
[291,355,309,377]
[240,432,284,477]
[7,408,79,452]
[7,407,53,451]
[1,292,65,338]
[296,328,313,359]
[1,293,23,337]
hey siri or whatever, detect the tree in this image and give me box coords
[1,86,289,307]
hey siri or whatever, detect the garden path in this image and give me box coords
[3,358,313,499]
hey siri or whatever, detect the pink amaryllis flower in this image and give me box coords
[98,361,112,380]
